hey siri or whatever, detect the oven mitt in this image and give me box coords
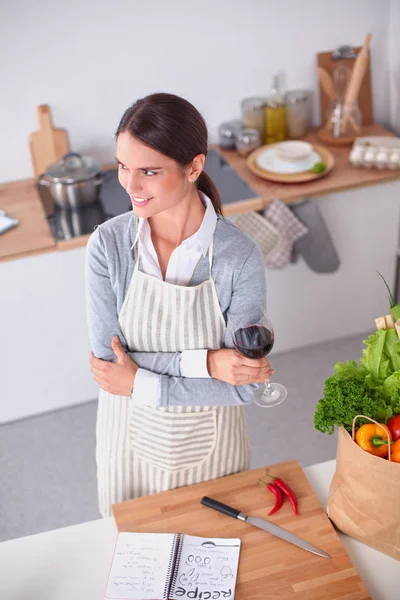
[289,198,341,273]
[262,199,309,269]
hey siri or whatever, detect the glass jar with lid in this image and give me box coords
[235,128,261,157]
[218,120,243,149]
[241,97,265,139]
[285,90,313,138]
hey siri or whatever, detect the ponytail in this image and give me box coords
[197,171,222,215]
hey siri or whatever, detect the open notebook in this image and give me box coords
[105,531,241,600]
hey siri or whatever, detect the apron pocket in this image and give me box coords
[129,405,218,472]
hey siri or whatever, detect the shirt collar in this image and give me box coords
[130,191,217,256]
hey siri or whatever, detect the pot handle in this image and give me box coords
[61,152,84,166]
[37,173,50,187]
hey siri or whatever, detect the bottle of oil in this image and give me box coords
[264,74,287,144]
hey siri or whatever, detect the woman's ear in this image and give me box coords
[188,153,206,182]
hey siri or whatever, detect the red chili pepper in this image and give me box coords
[258,479,284,515]
[265,469,299,516]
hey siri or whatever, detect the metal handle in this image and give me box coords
[201,496,242,519]
[61,152,84,166]
[37,174,50,187]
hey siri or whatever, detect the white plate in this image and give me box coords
[255,148,321,174]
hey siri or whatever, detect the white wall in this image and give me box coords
[0,0,392,183]
[388,0,400,133]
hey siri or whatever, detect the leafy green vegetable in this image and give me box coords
[314,272,400,435]
[361,329,400,377]
[314,369,387,434]
[377,271,400,322]
[312,161,326,173]
[314,333,400,435]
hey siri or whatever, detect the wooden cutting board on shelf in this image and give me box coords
[112,460,371,599]
[317,46,374,126]
[29,104,70,176]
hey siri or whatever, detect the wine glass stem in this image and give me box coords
[264,381,273,396]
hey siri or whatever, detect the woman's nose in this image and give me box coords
[126,172,143,195]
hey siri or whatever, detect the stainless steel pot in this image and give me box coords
[37,152,103,209]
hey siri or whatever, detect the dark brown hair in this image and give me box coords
[115,93,222,215]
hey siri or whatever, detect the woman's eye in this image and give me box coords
[142,169,157,176]
[118,163,128,171]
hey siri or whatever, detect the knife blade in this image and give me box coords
[200,496,331,559]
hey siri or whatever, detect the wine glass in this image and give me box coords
[231,313,287,407]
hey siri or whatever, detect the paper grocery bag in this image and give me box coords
[327,426,400,561]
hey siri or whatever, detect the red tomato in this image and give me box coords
[387,415,400,441]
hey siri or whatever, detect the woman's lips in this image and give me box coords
[131,196,153,207]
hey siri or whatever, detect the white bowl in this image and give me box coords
[275,141,313,161]
[255,148,320,174]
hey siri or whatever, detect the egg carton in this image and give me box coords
[349,136,400,169]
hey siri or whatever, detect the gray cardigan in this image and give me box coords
[85,211,267,407]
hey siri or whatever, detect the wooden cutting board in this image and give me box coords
[112,460,371,599]
[29,104,70,177]
[317,47,373,126]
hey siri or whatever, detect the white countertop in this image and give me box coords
[0,460,397,599]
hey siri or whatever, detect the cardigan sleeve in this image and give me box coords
[85,226,184,376]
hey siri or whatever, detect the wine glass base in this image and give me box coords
[254,383,287,407]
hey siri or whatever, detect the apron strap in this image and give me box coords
[208,236,214,274]
[133,217,216,278]
[132,216,140,270]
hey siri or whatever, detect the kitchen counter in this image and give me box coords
[0,123,399,264]
[0,459,397,599]
[217,123,400,207]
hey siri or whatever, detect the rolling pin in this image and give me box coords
[340,33,372,132]
[317,67,336,102]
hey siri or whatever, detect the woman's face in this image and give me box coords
[116,132,202,219]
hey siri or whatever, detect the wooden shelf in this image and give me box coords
[1,123,399,263]
[216,123,400,215]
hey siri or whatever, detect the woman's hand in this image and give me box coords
[90,336,138,396]
[207,349,274,386]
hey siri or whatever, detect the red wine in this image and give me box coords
[233,325,274,358]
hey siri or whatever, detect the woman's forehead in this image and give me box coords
[116,132,172,167]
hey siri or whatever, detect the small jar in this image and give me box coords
[235,128,261,157]
[218,120,243,149]
[285,90,313,138]
[241,97,265,138]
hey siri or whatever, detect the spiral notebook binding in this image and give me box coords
[164,533,180,599]
[168,534,184,598]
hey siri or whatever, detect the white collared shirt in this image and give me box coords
[131,192,217,380]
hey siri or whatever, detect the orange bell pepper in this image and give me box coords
[390,438,400,463]
[355,423,392,458]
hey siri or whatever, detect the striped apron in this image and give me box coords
[96,235,251,518]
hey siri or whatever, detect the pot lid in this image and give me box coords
[45,153,101,183]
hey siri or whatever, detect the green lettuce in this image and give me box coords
[314,330,400,435]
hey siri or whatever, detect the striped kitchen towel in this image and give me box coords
[263,199,309,268]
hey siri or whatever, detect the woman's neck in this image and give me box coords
[148,190,205,247]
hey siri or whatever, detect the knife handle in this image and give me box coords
[201,496,242,519]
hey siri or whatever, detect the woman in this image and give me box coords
[86,93,273,518]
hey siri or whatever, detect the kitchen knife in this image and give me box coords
[201,496,331,559]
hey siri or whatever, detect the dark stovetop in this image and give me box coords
[38,149,257,241]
